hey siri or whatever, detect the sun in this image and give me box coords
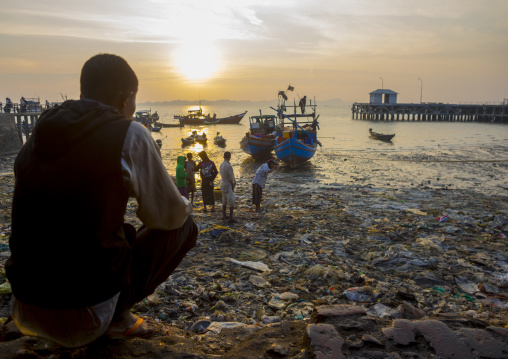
[174,42,220,81]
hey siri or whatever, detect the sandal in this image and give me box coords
[106,314,154,338]
[123,316,144,336]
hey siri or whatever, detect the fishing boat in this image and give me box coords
[154,120,183,128]
[369,128,395,141]
[214,132,226,147]
[20,97,42,113]
[134,110,155,130]
[272,87,320,168]
[182,131,207,146]
[195,133,207,144]
[181,136,195,146]
[151,126,162,132]
[240,111,277,158]
[174,105,247,125]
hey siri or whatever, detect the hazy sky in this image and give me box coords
[1,0,507,104]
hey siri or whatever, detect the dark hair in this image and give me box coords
[187,153,193,159]
[80,53,138,106]
[198,151,208,160]
[267,159,277,168]
[224,151,231,159]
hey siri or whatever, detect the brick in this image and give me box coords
[306,323,345,359]
[457,328,508,359]
[414,319,474,359]
[382,319,416,346]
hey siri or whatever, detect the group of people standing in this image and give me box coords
[176,150,279,222]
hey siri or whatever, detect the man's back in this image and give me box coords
[7,99,132,309]
[220,160,235,187]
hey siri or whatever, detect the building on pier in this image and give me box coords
[369,89,398,104]
[352,90,508,123]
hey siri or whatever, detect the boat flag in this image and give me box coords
[287,85,294,91]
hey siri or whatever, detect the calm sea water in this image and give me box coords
[149,103,508,152]
[147,103,508,196]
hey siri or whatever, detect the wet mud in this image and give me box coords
[1,145,507,358]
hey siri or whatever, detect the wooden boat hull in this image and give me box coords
[274,137,317,168]
[214,139,226,146]
[240,135,274,158]
[369,130,395,141]
[181,138,195,145]
[182,111,247,125]
[155,122,182,128]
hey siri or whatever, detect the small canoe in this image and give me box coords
[195,135,207,144]
[369,129,395,141]
[214,137,226,146]
[181,137,195,146]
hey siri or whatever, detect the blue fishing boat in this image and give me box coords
[239,111,277,158]
[271,87,320,168]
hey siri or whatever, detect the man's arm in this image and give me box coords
[121,122,192,230]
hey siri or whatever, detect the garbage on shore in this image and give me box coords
[1,154,507,333]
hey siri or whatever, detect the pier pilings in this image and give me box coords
[0,112,42,154]
[351,102,508,123]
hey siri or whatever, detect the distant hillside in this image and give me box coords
[138,98,349,107]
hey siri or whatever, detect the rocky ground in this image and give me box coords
[1,152,508,358]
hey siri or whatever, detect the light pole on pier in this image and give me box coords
[418,78,423,103]
[379,77,384,91]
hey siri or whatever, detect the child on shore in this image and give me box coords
[176,155,188,198]
[252,159,278,212]
[184,153,196,205]
[196,151,218,213]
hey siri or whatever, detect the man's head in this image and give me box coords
[267,159,278,169]
[198,151,208,161]
[187,153,193,160]
[224,151,231,161]
[80,54,138,118]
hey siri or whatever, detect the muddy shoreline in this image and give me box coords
[1,149,508,357]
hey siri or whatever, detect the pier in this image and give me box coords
[352,89,508,123]
[351,102,508,123]
[0,112,41,154]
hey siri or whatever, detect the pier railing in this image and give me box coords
[352,102,508,123]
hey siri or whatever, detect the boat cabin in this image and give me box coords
[247,114,277,139]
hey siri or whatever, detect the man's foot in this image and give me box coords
[210,207,215,212]
[222,215,229,220]
[106,313,155,338]
[203,208,208,213]
[228,218,238,223]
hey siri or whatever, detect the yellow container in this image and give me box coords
[283,131,291,138]
[214,188,222,201]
